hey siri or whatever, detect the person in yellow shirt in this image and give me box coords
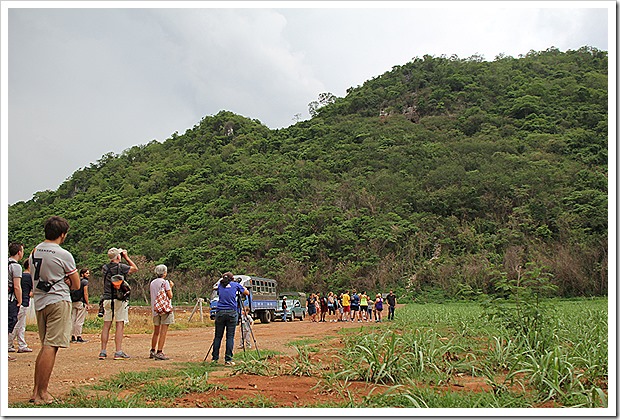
[359,292,369,322]
[341,291,351,322]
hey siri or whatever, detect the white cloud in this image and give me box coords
[4,3,612,204]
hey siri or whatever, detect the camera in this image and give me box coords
[36,280,53,293]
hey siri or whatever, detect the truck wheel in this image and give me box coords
[260,310,272,324]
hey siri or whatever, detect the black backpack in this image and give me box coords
[105,263,131,301]
[8,260,19,295]
[71,280,84,302]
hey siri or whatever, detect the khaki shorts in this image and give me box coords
[36,300,72,348]
[103,299,129,322]
[153,312,175,326]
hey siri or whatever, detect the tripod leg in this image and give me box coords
[239,320,246,356]
[247,322,260,358]
[203,338,215,363]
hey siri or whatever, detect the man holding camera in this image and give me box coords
[211,272,249,366]
[28,216,80,404]
[99,247,138,360]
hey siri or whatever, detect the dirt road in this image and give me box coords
[8,307,368,406]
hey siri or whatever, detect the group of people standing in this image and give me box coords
[305,290,397,323]
[7,216,179,404]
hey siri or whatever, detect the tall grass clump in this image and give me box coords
[337,331,412,384]
[516,346,607,407]
[336,329,471,386]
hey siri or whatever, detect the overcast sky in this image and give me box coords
[2,1,613,205]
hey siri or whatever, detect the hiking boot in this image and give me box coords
[17,347,33,353]
[75,337,88,343]
[153,351,169,360]
[71,336,76,343]
[149,349,156,359]
[98,350,107,360]
[114,351,130,360]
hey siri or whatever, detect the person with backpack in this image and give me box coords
[70,268,90,343]
[8,259,34,354]
[374,293,384,323]
[99,247,137,361]
[8,243,24,361]
[350,290,360,322]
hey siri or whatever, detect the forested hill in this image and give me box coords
[8,46,608,300]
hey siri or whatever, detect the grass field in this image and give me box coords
[13,297,608,409]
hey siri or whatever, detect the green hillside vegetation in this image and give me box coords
[8,46,607,303]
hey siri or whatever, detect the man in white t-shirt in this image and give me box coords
[29,216,80,405]
[8,242,24,362]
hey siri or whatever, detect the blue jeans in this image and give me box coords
[212,310,238,362]
[388,305,395,320]
[282,308,287,321]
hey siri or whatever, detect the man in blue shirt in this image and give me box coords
[211,272,249,366]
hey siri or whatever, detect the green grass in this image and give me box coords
[329,297,608,408]
[10,298,608,409]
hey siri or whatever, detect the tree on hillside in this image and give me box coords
[308,92,337,117]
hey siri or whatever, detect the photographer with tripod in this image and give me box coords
[210,272,249,366]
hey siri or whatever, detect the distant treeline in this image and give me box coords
[9,46,607,301]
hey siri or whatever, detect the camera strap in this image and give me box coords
[31,248,65,291]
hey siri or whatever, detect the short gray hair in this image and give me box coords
[107,247,122,260]
[154,264,167,277]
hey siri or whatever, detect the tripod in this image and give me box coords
[237,291,260,358]
[203,291,260,362]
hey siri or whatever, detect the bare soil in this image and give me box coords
[8,304,495,408]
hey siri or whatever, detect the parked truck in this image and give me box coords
[209,274,278,323]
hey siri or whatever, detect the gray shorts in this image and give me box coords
[153,312,175,326]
